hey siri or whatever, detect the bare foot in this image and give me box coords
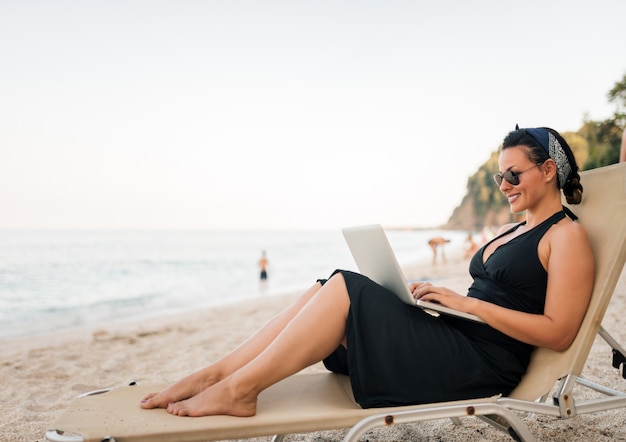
[166,378,257,417]
[140,370,218,409]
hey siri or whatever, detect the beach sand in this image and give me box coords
[2,258,626,442]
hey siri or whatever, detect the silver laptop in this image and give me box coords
[342,224,484,323]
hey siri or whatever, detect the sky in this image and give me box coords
[1,0,624,231]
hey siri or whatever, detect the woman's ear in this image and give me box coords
[542,159,558,183]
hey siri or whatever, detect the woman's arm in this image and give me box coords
[412,221,594,352]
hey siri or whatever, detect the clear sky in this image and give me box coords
[1,0,624,230]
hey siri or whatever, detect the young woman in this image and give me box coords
[140,126,594,417]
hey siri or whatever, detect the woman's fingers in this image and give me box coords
[410,282,434,299]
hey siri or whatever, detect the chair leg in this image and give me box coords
[479,414,524,441]
[598,326,626,379]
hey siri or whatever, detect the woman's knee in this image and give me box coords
[326,272,347,290]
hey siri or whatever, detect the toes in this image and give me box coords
[140,399,155,409]
[140,392,166,409]
[166,401,188,416]
[142,392,158,401]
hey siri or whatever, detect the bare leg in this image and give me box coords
[430,244,437,265]
[141,279,334,409]
[165,274,350,417]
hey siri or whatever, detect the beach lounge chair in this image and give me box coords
[46,162,626,442]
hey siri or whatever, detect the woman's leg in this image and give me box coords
[165,273,351,417]
[141,278,340,409]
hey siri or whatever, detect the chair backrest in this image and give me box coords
[510,162,626,400]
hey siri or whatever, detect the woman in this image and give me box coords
[140,126,594,417]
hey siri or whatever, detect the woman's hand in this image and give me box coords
[409,281,473,313]
[408,281,433,300]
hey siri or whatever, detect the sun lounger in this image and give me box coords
[46,162,626,442]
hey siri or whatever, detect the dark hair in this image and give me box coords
[502,127,582,204]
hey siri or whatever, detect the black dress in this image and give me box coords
[321,211,568,408]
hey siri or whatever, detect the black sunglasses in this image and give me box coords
[493,162,544,186]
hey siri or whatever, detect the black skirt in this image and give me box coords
[320,270,527,408]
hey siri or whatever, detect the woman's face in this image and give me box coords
[497,146,545,213]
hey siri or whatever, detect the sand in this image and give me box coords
[2,258,626,442]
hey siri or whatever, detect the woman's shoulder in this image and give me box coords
[552,216,589,239]
[546,217,592,254]
[539,216,593,275]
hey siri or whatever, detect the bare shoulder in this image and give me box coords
[550,218,590,242]
[547,218,593,257]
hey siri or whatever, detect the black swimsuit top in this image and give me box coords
[451,210,570,364]
[469,210,568,314]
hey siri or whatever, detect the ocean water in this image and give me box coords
[0,229,469,340]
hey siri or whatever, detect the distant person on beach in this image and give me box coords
[620,128,626,163]
[463,232,479,259]
[480,226,495,244]
[427,236,450,265]
[258,251,269,281]
[141,126,594,418]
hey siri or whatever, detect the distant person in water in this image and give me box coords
[258,251,268,281]
[428,237,450,265]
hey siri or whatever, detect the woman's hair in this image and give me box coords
[502,127,582,204]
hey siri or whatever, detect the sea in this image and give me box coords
[0,228,469,340]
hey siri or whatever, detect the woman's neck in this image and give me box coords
[524,196,563,229]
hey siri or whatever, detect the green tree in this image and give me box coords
[562,132,589,169]
[582,73,626,169]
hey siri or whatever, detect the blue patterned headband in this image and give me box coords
[516,125,572,188]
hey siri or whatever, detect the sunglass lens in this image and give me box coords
[493,171,520,186]
[506,171,520,185]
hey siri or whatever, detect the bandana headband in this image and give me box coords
[520,126,572,188]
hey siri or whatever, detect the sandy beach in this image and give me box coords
[2,258,626,442]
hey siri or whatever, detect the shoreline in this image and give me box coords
[1,289,306,359]
[1,247,471,352]
[2,261,625,441]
